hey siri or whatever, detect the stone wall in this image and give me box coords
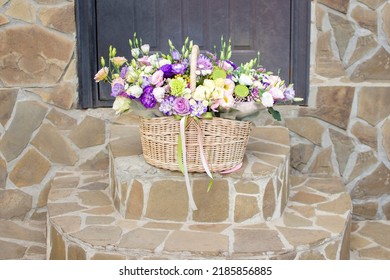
[287,0,390,220]
[0,0,112,223]
[0,0,389,223]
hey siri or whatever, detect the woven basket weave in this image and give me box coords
[139,45,252,173]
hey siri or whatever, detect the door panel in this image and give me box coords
[93,0,302,103]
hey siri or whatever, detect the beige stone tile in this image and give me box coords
[233,229,284,253]
[0,189,32,219]
[125,180,143,220]
[48,202,86,217]
[283,212,312,227]
[0,240,27,260]
[298,251,326,260]
[350,234,371,250]
[192,179,229,223]
[249,126,289,145]
[188,224,230,233]
[78,191,112,207]
[277,227,330,247]
[0,220,45,243]
[9,148,51,187]
[91,253,127,260]
[86,216,116,225]
[39,3,75,33]
[71,226,122,246]
[234,181,259,194]
[359,246,390,260]
[67,244,86,260]
[289,205,315,218]
[317,193,351,214]
[290,191,327,205]
[83,206,115,215]
[262,180,276,220]
[145,180,189,222]
[165,230,228,255]
[143,222,183,231]
[234,195,259,223]
[316,215,346,233]
[51,216,81,233]
[251,162,275,176]
[358,221,390,249]
[325,241,340,259]
[307,177,345,194]
[49,225,65,260]
[69,116,105,148]
[119,228,168,250]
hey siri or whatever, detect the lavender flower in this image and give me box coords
[190,101,207,117]
[120,66,128,79]
[196,55,213,76]
[159,96,176,116]
[111,83,124,97]
[172,49,180,61]
[172,63,188,75]
[284,86,295,100]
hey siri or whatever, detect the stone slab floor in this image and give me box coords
[1,216,389,260]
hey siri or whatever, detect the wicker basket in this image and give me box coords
[140,116,252,172]
[139,44,252,173]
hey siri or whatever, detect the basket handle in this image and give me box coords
[190,44,200,93]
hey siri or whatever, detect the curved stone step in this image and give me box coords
[47,171,352,259]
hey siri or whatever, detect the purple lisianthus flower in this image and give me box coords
[159,96,176,116]
[120,66,128,79]
[251,87,260,99]
[111,83,125,97]
[172,49,180,61]
[142,76,150,88]
[173,97,190,116]
[190,101,208,117]
[284,86,295,100]
[226,60,237,70]
[159,64,175,78]
[172,63,187,75]
[140,86,157,108]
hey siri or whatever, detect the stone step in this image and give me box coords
[350,220,390,260]
[46,170,352,259]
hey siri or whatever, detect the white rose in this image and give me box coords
[239,74,253,86]
[261,92,274,108]
[112,96,131,115]
[152,87,166,102]
[127,85,143,98]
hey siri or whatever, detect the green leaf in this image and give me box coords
[234,84,249,98]
[212,68,227,80]
[201,112,213,119]
[267,107,281,121]
[207,179,214,192]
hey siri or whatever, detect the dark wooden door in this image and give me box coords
[76,0,310,107]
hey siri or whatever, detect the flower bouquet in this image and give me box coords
[95,35,295,174]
